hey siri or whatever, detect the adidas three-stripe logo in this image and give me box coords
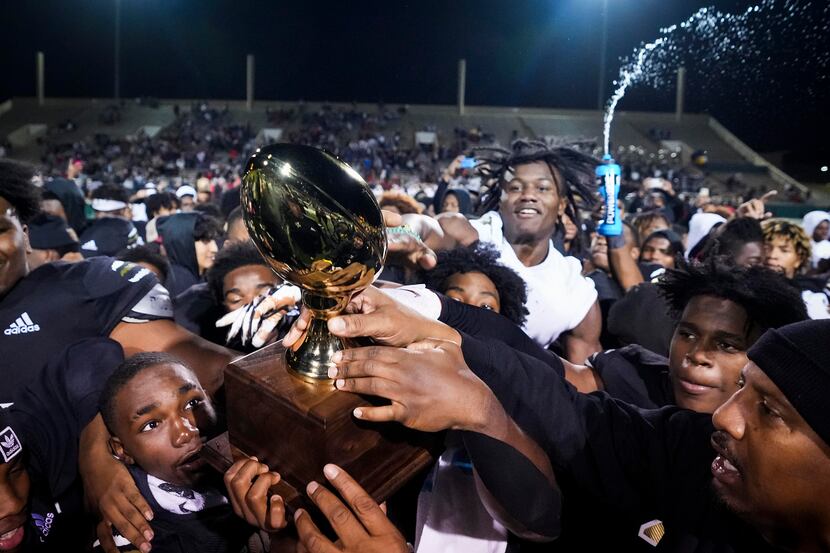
[4,312,41,336]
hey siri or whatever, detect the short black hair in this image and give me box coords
[700,217,764,262]
[91,183,130,204]
[100,352,187,435]
[226,206,243,230]
[641,229,684,259]
[194,202,223,220]
[206,241,269,305]
[117,245,171,284]
[657,259,807,331]
[0,158,41,224]
[193,213,223,242]
[419,242,529,326]
[474,139,598,226]
[145,192,177,218]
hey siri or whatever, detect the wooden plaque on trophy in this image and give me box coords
[221,341,434,509]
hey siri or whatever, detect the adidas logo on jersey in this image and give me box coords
[4,312,41,335]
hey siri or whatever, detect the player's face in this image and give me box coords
[0,456,30,553]
[444,271,501,313]
[110,363,216,487]
[222,265,279,312]
[0,197,30,299]
[500,162,564,246]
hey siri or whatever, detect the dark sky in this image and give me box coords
[1,0,827,152]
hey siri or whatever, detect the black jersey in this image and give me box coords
[0,257,169,404]
[587,344,674,409]
[10,338,126,551]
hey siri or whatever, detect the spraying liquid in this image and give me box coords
[601,0,830,156]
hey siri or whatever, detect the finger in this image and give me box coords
[332,345,404,366]
[416,247,438,270]
[305,480,366,546]
[294,509,340,553]
[230,460,270,524]
[761,190,778,201]
[126,489,154,522]
[96,520,120,553]
[252,315,281,348]
[103,501,152,552]
[246,472,281,529]
[334,374,397,399]
[352,403,400,423]
[267,494,287,531]
[405,338,450,352]
[282,308,311,348]
[322,464,392,536]
[224,460,247,518]
[215,306,244,328]
[382,210,403,228]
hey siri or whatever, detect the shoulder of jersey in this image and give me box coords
[74,257,156,285]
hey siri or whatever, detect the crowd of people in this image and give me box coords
[1,132,830,553]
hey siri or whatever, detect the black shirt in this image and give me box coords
[10,337,126,550]
[0,258,161,404]
[459,334,775,552]
[588,344,674,409]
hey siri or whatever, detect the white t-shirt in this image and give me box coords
[471,211,597,348]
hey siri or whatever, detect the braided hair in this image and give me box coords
[473,140,599,229]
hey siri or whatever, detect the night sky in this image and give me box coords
[1,0,827,153]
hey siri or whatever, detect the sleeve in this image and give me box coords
[586,349,661,409]
[459,332,714,516]
[439,295,563,373]
[77,258,172,332]
[460,431,562,539]
[562,256,598,330]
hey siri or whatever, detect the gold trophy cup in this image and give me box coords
[219,144,432,508]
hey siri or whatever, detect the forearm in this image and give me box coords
[438,295,563,372]
[78,415,116,512]
[607,234,643,290]
[458,386,561,541]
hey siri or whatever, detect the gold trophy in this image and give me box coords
[240,143,386,380]
[219,144,432,508]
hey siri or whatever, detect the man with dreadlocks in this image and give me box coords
[407,140,601,362]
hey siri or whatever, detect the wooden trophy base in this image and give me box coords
[221,341,434,510]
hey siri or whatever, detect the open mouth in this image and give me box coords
[0,526,25,551]
[710,435,742,486]
[515,207,541,218]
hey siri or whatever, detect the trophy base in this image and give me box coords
[223,341,435,509]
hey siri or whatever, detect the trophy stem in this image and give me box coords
[286,292,351,382]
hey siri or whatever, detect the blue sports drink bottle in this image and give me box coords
[596,154,622,236]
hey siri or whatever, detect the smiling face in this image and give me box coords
[109,363,216,487]
[0,197,30,299]
[710,362,830,542]
[669,295,760,414]
[444,271,501,313]
[0,456,29,553]
[194,239,218,275]
[222,264,279,312]
[499,161,564,246]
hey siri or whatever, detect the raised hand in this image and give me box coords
[295,464,409,553]
[224,457,287,533]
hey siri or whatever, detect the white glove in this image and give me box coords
[216,283,302,348]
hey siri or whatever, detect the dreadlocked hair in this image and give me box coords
[0,159,41,224]
[418,242,529,326]
[657,258,807,331]
[473,140,599,228]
